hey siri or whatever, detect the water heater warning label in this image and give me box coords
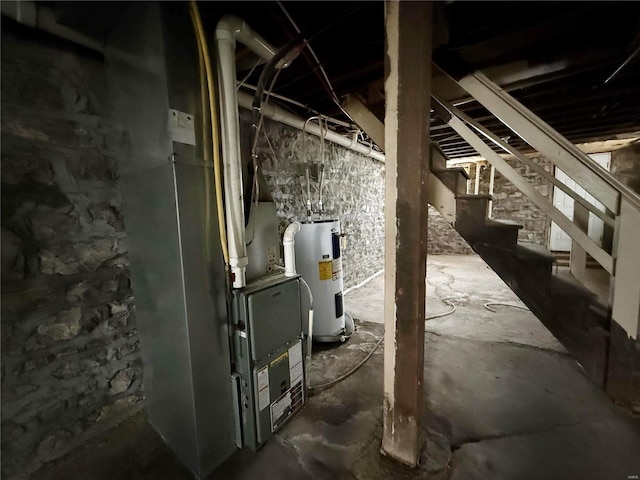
[332,258,343,281]
[318,260,332,280]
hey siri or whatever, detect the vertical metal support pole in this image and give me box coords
[474,162,481,195]
[382,0,432,467]
[570,202,589,284]
[488,165,496,218]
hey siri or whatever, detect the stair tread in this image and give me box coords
[483,220,522,232]
[456,193,492,200]
[491,219,523,228]
[517,242,556,261]
[432,167,470,180]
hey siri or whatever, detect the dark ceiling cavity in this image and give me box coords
[52,1,640,158]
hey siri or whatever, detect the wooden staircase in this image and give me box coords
[343,71,640,409]
[426,142,612,385]
[454,188,610,385]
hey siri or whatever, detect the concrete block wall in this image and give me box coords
[1,24,143,478]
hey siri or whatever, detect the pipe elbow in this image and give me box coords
[216,15,246,38]
[283,221,301,277]
[283,221,302,243]
[215,15,277,62]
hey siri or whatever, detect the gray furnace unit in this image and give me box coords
[105,3,305,479]
[231,275,305,449]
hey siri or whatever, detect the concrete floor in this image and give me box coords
[26,255,640,480]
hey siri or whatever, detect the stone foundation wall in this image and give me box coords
[1,24,142,478]
[427,206,474,254]
[244,114,474,265]
[242,113,386,287]
[611,142,640,195]
[467,145,640,249]
[471,155,554,246]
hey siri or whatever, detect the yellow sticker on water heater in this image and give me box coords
[318,260,332,280]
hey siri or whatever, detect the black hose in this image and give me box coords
[252,5,365,114]
[252,33,304,111]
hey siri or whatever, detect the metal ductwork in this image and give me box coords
[105,3,307,478]
[105,4,234,477]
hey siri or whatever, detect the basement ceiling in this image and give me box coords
[54,1,640,158]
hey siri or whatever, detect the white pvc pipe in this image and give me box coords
[343,268,384,296]
[215,16,280,288]
[237,91,386,163]
[283,221,301,277]
[217,16,278,63]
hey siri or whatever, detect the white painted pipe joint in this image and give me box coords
[283,221,302,277]
[215,15,277,62]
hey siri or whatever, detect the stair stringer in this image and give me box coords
[453,196,610,387]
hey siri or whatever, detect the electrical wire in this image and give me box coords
[483,302,530,313]
[250,69,283,207]
[276,1,354,121]
[252,34,304,111]
[343,311,355,337]
[190,3,212,262]
[240,83,357,130]
[318,118,326,212]
[236,58,262,92]
[302,115,319,155]
[261,128,279,164]
[252,4,363,114]
[240,82,322,117]
[308,301,457,393]
[272,59,331,91]
[188,1,229,266]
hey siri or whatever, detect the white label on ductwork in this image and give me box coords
[257,365,270,411]
[169,109,196,145]
[288,342,303,386]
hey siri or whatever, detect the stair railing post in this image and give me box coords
[570,202,589,284]
[474,162,481,195]
[488,164,496,218]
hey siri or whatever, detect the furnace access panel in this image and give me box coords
[231,274,305,449]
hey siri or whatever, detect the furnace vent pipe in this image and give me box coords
[237,91,386,163]
[215,15,282,288]
[283,221,301,277]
